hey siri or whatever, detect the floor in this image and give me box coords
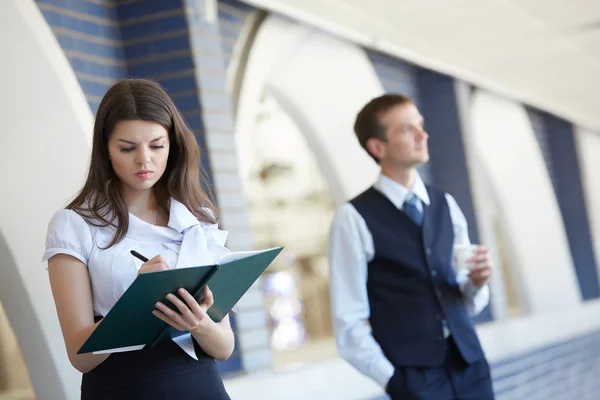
[272,336,339,372]
[0,390,34,400]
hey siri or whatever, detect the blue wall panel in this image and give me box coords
[528,109,599,300]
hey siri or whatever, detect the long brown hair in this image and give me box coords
[68,78,217,247]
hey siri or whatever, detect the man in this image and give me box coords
[328,94,494,399]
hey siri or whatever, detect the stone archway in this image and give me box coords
[227,12,386,396]
[233,14,385,205]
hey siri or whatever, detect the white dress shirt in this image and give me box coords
[42,198,230,359]
[328,173,490,388]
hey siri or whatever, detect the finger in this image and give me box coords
[146,256,171,271]
[468,261,490,271]
[469,269,492,281]
[140,263,169,275]
[155,301,185,325]
[152,310,184,331]
[475,249,489,259]
[469,245,487,256]
[205,286,214,306]
[468,253,490,265]
[178,288,204,316]
[154,263,170,271]
[468,264,491,274]
[144,264,163,273]
[165,294,194,320]
[467,246,488,258]
[200,286,214,310]
[147,254,167,265]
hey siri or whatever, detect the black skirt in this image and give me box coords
[81,338,231,400]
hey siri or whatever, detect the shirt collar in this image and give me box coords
[373,172,430,209]
[125,198,200,242]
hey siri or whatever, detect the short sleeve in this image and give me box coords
[42,209,93,265]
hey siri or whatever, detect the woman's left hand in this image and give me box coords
[153,286,215,334]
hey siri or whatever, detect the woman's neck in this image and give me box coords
[123,188,159,222]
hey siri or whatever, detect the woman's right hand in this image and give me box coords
[137,254,171,276]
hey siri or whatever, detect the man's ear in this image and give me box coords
[366,137,385,162]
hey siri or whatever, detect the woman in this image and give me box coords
[42,78,234,399]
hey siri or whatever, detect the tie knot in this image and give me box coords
[404,193,418,207]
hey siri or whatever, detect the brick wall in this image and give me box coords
[36,0,124,113]
[492,329,600,400]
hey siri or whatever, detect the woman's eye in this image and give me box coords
[120,147,134,152]
[151,145,165,149]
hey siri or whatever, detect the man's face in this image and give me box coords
[372,103,429,169]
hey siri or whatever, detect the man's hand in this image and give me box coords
[467,245,493,289]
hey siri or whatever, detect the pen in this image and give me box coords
[130,250,149,263]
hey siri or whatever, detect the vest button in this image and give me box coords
[425,248,431,255]
[431,270,438,277]
[437,336,443,341]
[436,290,442,298]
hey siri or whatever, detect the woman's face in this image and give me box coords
[107,120,170,196]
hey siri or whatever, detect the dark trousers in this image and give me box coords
[387,338,494,400]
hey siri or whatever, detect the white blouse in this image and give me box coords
[42,198,230,359]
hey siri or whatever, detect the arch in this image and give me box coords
[234,15,385,205]
[229,15,387,394]
[468,90,580,312]
[2,0,93,398]
[225,8,267,117]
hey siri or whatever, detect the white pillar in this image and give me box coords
[1,0,93,398]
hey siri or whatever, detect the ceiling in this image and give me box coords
[242,0,600,131]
